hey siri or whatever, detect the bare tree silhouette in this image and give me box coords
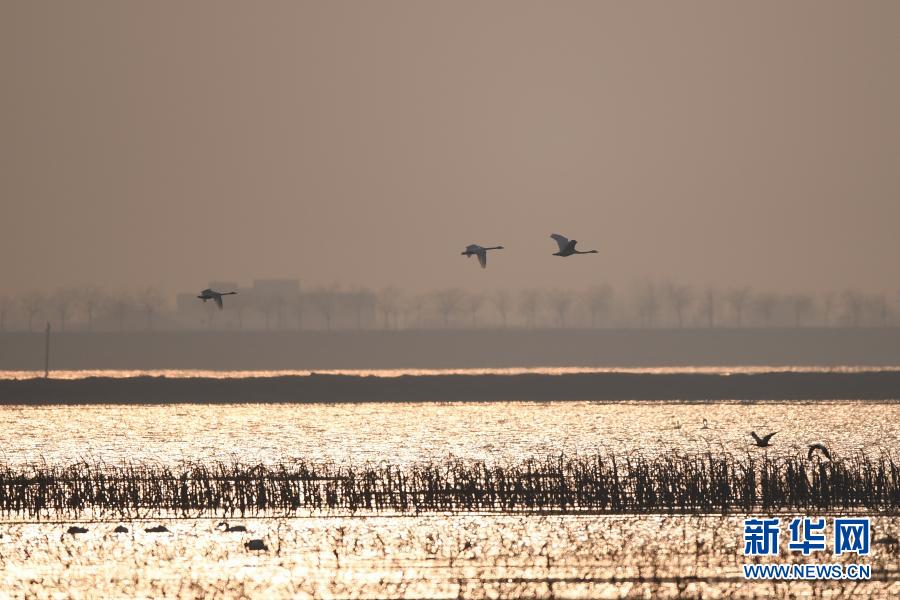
[634,283,660,328]
[52,289,74,331]
[841,289,864,327]
[407,292,427,329]
[547,289,572,328]
[518,289,542,329]
[78,286,103,331]
[139,287,165,330]
[789,293,814,327]
[292,292,305,331]
[491,290,512,328]
[310,285,339,330]
[8,280,899,333]
[106,292,133,331]
[256,293,276,331]
[726,287,752,327]
[202,298,218,329]
[585,284,613,328]
[20,291,44,332]
[434,288,465,328]
[231,292,250,330]
[753,293,779,326]
[347,287,374,330]
[378,286,402,329]
[663,282,693,328]
[698,288,717,328]
[463,292,485,328]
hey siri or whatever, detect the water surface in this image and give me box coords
[2,515,896,598]
[2,400,897,467]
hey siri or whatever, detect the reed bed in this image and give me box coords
[0,452,897,519]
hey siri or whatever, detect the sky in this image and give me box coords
[2,1,899,296]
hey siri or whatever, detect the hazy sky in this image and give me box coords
[3,1,899,296]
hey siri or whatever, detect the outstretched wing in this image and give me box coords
[550,234,570,252]
[750,431,761,444]
[477,249,487,268]
[761,432,777,444]
[200,288,212,296]
[214,295,224,310]
[808,443,831,460]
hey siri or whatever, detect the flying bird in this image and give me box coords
[550,234,598,257]
[750,431,777,447]
[461,244,504,268]
[807,443,832,461]
[197,288,237,309]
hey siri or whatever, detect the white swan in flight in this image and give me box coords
[461,244,504,268]
[550,234,598,257]
[197,288,237,309]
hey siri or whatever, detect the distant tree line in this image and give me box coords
[0,283,898,332]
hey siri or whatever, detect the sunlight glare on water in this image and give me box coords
[2,515,897,598]
[2,365,899,380]
[1,400,897,467]
[2,371,898,598]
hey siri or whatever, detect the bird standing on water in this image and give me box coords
[197,288,237,309]
[461,244,504,269]
[750,431,777,447]
[550,234,599,257]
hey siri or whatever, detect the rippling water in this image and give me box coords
[1,370,898,598]
[2,515,898,598]
[2,399,898,467]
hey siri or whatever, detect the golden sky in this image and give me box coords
[2,1,898,294]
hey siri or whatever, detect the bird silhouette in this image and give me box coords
[113,525,129,533]
[807,443,832,461]
[550,234,598,257]
[145,525,170,533]
[245,539,268,551]
[750,431,777,447]
[217,521,248,532]
[701,418,710,430]
[66,526,88,534]
[197,288,237,310]
[461,244,504,268]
